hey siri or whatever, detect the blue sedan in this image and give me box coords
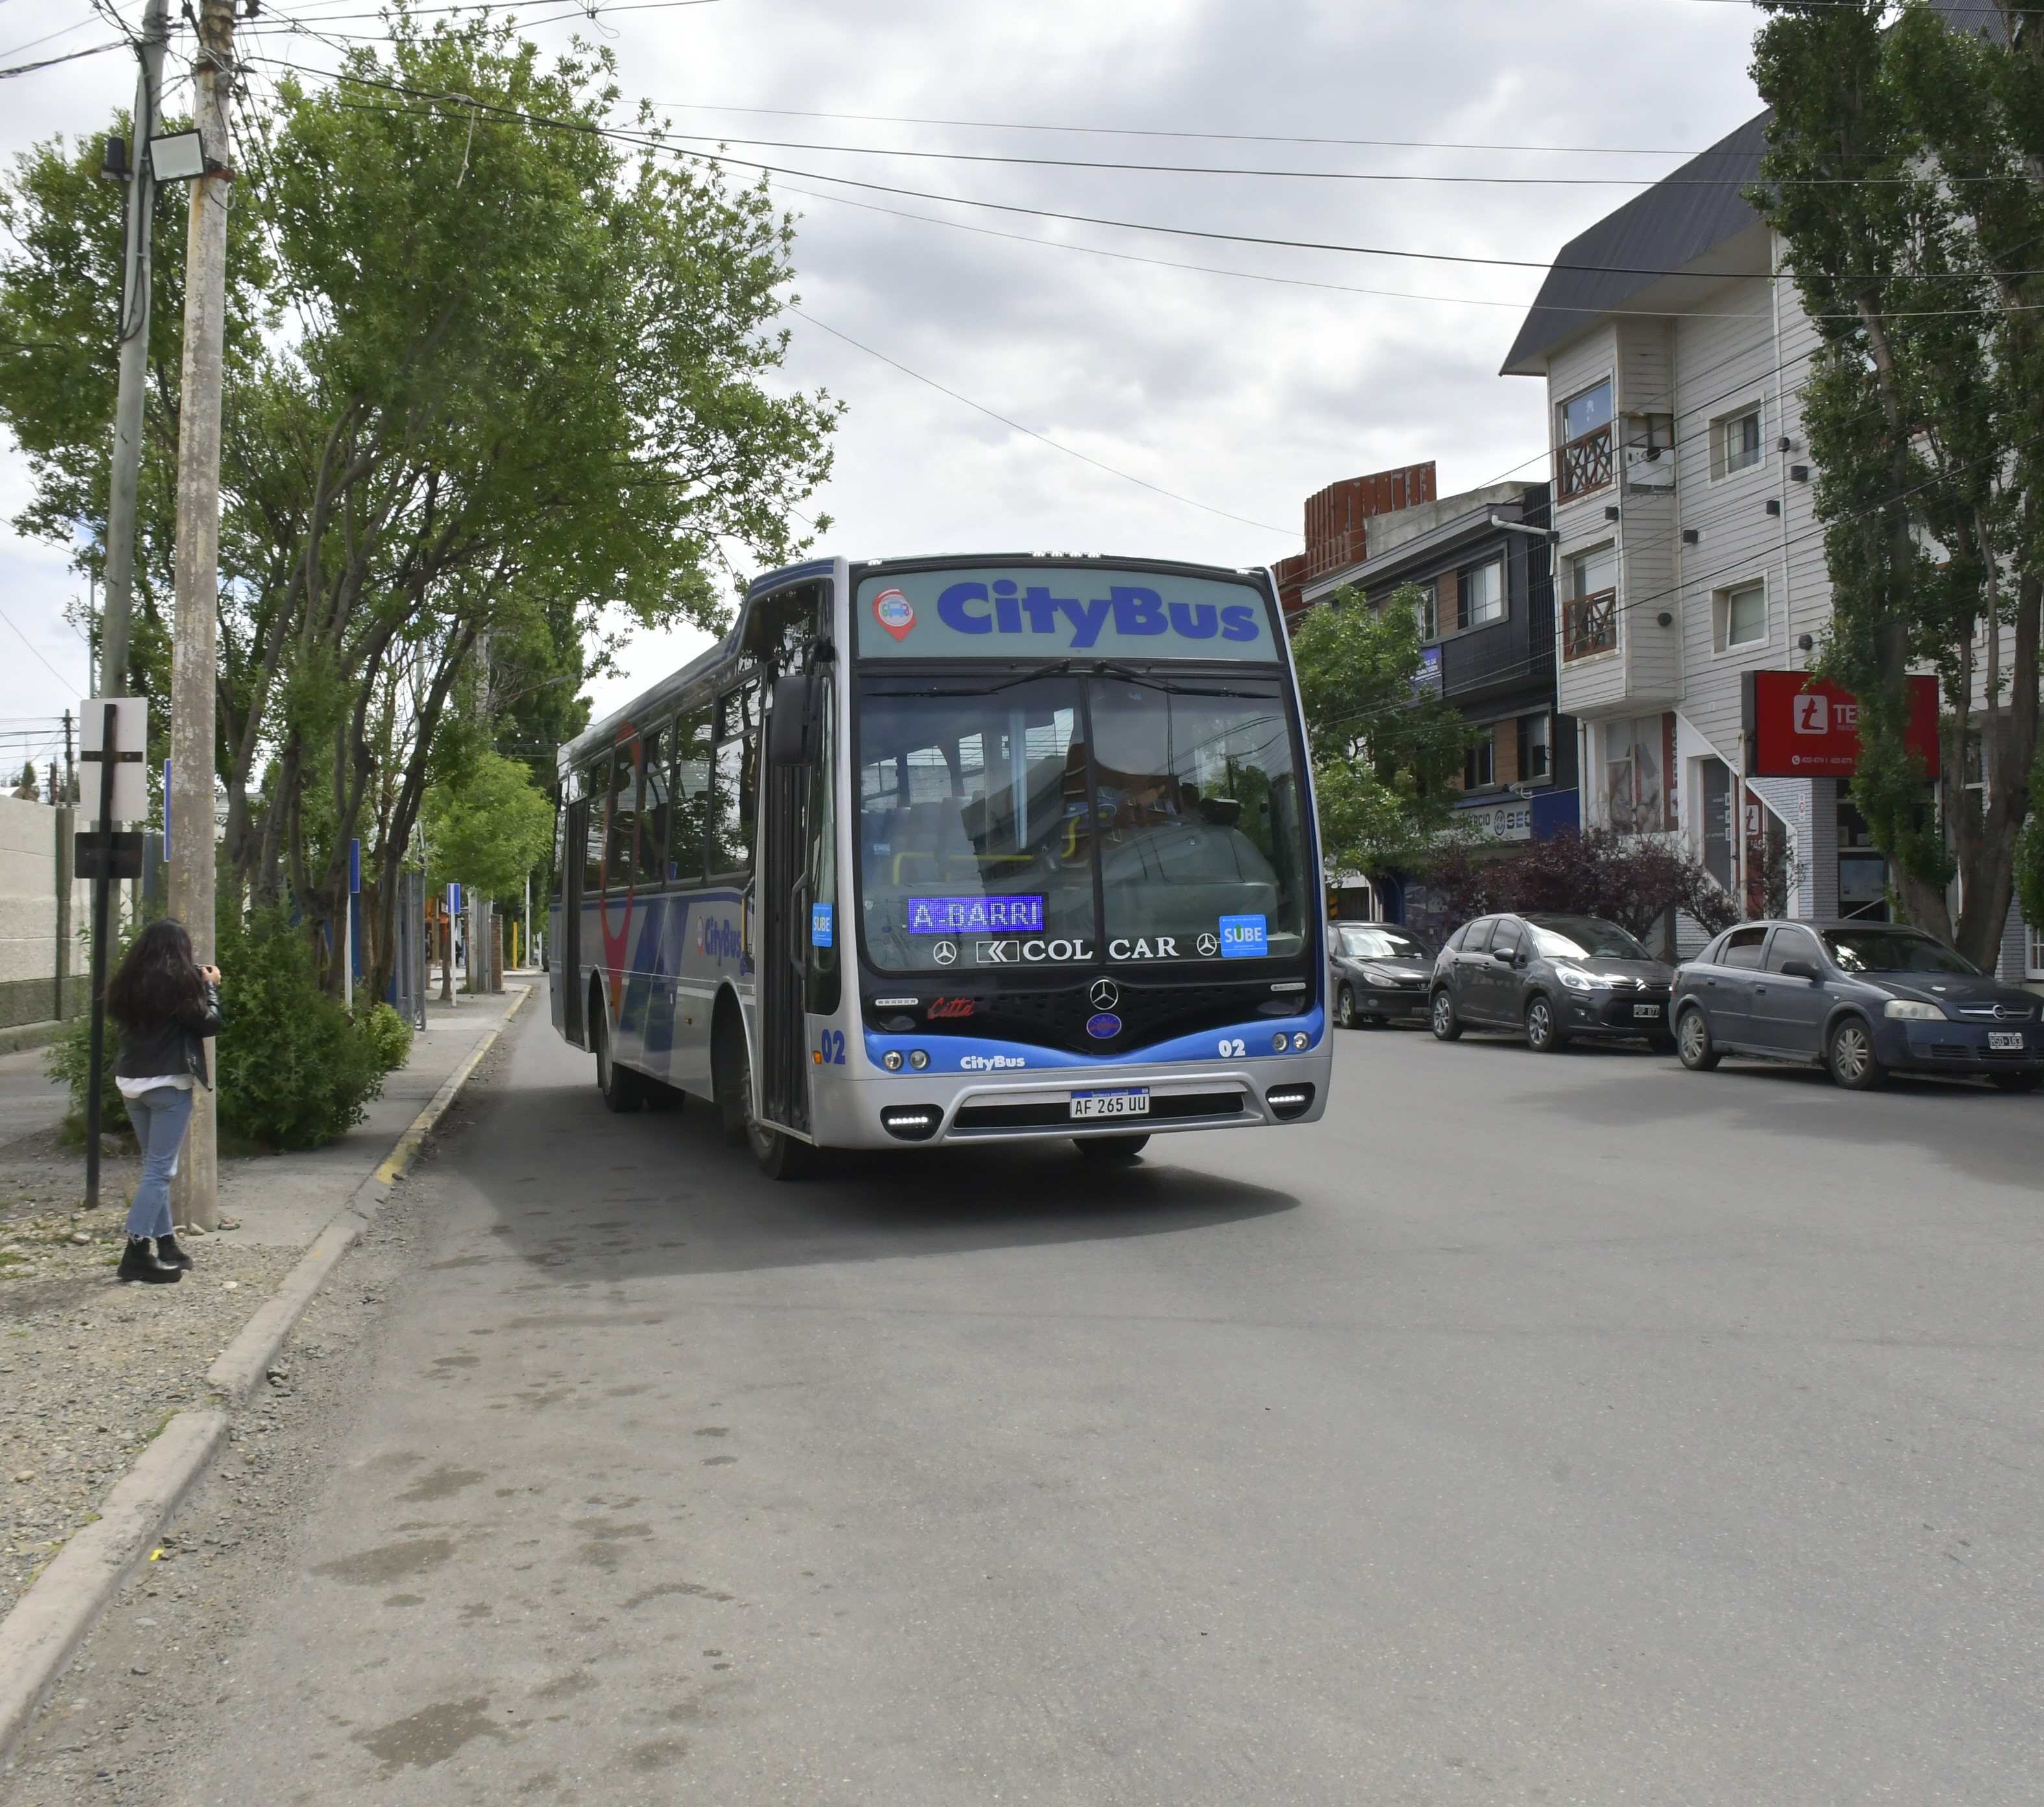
[1670,920,2042,1091]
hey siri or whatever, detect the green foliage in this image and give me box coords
[352,1001,413,1076]
[0,5,839,997]
[1751,1,2044,963]
[424,748,555,900]
[45,1009,128,1137]
[1411,830,1739,946]
[214,911,385,1149]
[1289,584,1470,874]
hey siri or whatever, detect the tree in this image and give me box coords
[1751,1,2044,966]
[0,9,838,996]
[424,748,554,901]
[1289,584,1469,875]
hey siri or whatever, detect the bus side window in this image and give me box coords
[604,741,639,892]
[711,732,753,874]
[668,708,711,882]
[804,677,840,1015]
[583,755,609,896]
[637,728,668,887]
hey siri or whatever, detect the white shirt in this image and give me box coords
[116,1074,193,1100]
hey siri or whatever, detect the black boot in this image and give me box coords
[155,1232,195,1272]
[117,1236,182,1285]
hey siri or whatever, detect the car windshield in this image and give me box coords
[1823,929,1978,976]
[1526,916,1651,961]
[1334,925,1425,961]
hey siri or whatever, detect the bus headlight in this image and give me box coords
[908,1048,931,1070]
[882,1050,905,1072]
[1291,1031,1309,1050]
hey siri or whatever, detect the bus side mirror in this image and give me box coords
[768,673,818,767]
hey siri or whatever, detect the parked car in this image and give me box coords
[1328,922,1434,1028]
[1671,919,2043,1091]
[1430,913,1675,1053]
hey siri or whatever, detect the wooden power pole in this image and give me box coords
[169,0,236,1232]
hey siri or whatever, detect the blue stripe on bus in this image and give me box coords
[862,1008,1324,1074]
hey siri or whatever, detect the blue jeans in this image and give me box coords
[124,1085,195,1240]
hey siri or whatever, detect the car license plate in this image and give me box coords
[1070,1088,1149,1120]
[1989,1031,2025,1051]
[1633,1003,1661,1019]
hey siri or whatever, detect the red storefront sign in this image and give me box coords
[1742,670,1940,779]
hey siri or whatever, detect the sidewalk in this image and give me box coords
[0,984,534,1626]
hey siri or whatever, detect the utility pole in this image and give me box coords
[168,0,236,1233]
[99,0,170,699]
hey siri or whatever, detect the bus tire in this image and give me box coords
[1075,1134,1148,1161]
[750,1122,816,1180]
[592,994,644,1113]
[712,1002,750,1148]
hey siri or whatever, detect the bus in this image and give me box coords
[550,554,1331,1177]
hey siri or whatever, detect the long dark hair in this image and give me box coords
[107,917,205,1026]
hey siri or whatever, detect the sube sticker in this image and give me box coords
[1219,914,1268,958]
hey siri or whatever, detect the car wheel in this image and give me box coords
[1076,1134,1149,1161]
[1826,1016,1886,1090]
[1676,1007,1720,1072]
[1334,984,1356,1030]
[1430,988,1461,1042]
[1989,1070,2041,1094]
[1524,994,1566,1053]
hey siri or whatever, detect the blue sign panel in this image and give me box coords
[906,894,1045,935]
[811,900,834,948]
[858,567,1278,661]
[1219,913,1268,957]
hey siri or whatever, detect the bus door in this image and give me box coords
[560,795,588,1047]
[759,680,815,1136]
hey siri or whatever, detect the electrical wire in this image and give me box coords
[0,39,127,78]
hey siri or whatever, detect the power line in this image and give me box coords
[788,307,1294,536]
[0,38,126,79]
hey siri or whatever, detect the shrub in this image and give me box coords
[46,1008,128,1137]
[352,1000,413,1074]
[214,910,385,1150]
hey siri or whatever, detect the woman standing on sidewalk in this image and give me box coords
[107,919,221,1285]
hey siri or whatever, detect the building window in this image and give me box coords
[1460,558,1504,629]
[1519,713,1552,782]
[1604,713,1673,834]
[1465,726,1495,791]
[1701,757,1734,891]
[1714,406,1764,478]
[1415,582,1439,642]
[1563,542,1618,661]
[1557,380,1614,500]
[1716,579,1767,650]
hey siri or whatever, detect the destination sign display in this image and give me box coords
[856,567,1278,661]
[906,895,1045,935]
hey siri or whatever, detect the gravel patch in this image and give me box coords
[0,1127,297,1621]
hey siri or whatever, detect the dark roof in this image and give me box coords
[1500,112,1770,376]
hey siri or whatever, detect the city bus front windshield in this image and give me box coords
[857,673,1308,975]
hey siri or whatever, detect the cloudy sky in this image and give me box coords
[1,0,1768,753]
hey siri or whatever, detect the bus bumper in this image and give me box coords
[808,1051,1333,1149]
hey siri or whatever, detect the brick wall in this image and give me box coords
[1302,462,1437,581]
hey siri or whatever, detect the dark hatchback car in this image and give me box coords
[1328,922,1434,1028]
[1672,919,2044,1091]
[1430,913,1675,1052]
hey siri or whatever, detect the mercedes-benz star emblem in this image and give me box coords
[1197,933,1219,957]
[1089,977,1119,1011]
[932,940,957,966]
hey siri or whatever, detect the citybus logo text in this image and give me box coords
[960,1053,1027,1071]
[936,582,1262,649]
[698,916,742,963]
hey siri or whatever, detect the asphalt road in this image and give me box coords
[30,1006,2044,1804]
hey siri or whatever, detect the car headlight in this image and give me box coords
[1883,998,1945,1020]
[1359,964,1398,986]
[1557,966,1596,992]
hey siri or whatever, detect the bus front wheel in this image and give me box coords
[1075,1134,1149,1161]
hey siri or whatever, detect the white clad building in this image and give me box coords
[1501,112,2036,982]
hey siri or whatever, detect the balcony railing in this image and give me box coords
[1563,588,1617,661]
[1557,424,1613,500]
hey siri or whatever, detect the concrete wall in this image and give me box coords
[0,796,89,1029]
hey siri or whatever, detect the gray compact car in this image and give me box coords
[1670,920,2043,1091]
[1429,913,1675,1052]
[1328,922,1434,1028]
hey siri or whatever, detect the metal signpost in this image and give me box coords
[77,698,147,1209]
[346,837,360,1011]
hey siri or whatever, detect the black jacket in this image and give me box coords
[112,981,221,1090]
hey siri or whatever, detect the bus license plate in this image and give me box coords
[1633,1003,1661,1019]
[1070,1088,1150,1120]
[1989,1031,2025,1051]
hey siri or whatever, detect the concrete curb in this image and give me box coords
[0,1410,226,1766]
[0,1020,67,1058]
[0,981,537,1764]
